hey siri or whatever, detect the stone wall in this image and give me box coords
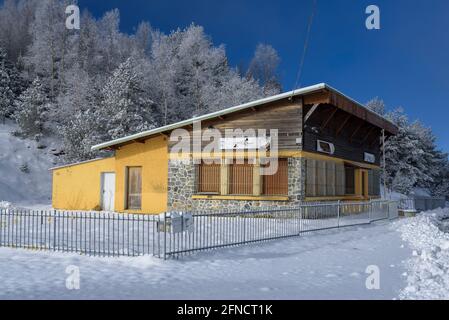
[167,157,305,212]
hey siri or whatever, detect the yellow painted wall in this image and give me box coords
[52,157,116,211]
[114,135,168,214]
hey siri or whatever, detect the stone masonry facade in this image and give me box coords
[167,157,305,212]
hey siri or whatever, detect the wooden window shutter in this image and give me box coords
[229,160,253,195]
[197,161,221,193]
[262,158,288,195]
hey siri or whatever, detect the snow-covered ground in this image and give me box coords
[0,220,411,300]
[0,121,55,206]
[2,208,449,300]
[394,208,449,299]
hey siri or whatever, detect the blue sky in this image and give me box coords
[81,0,447,151]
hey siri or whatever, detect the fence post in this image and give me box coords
[163,212,167,260]
[243,214,246,243]
[368,200,372,222]
[337,201,341,228]
[53,210,57,251]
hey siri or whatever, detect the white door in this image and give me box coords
[101,173,115,211]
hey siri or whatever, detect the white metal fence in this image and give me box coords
[0,200,397,259]
[156,200,397,259]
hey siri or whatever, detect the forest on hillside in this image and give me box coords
[0,0,448,197]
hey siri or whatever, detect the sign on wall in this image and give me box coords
[219,137,271,150]
[364,152,376,163]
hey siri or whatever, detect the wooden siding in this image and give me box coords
[168,99,303,152]
[303,104,381,165]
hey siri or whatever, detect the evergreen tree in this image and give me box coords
[13,77,49,139]
[0,47,25,120]
[96,57,158,141]
[246,43,282,96]
[59,109,98,162]
[0,61,14,120]
[366,97,386,115]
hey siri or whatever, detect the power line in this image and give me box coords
[292,0,317,94]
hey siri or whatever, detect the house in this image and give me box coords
[51,83,398,214]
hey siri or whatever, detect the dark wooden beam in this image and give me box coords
[369,134,380,147]
[133,139,146,144]
[350,120,364,142]
[304,103,320,123]
[335,114,352,136]
[320,108,338,130]
[361,127,376,145]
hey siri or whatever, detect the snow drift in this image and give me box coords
[395,208,449,299]
[0,121,55,204]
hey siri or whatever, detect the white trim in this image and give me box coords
[91,83,397,151]
[49,157,114,171]
[317,140,335,155]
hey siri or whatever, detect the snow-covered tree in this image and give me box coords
[366,97,386,115]
[383,107,449,196]
[59,109,98,162]
[0,56,14,120]
[0,47,26,120]
[134,21,153,57]
[0,0,36,63]
[13,77,50,139]
[246,43,282,96]
[96,57,158,141]
[24,0,79,99]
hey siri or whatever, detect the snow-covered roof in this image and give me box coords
[49,157,114,171]
[91,83,397,151]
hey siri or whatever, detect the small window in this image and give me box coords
[126,167,142,210]
[317,140,335,155]
[262,158,288,195]
[196,161,221,194]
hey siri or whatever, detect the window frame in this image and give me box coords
[126,166,142,210]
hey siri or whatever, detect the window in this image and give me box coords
[194,158,290,197]
[364,152,376,164]
[126,167,142,210]
[229,160,253,195]
[262,158,288,195]
[306,159,345,197]
[196,161,221,193]
[345,166,355,195]
[368,169,381,196]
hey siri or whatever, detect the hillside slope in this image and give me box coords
[0,121,57,204]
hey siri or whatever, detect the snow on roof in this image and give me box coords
[91,83,397,151]
[49,157,114,171]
